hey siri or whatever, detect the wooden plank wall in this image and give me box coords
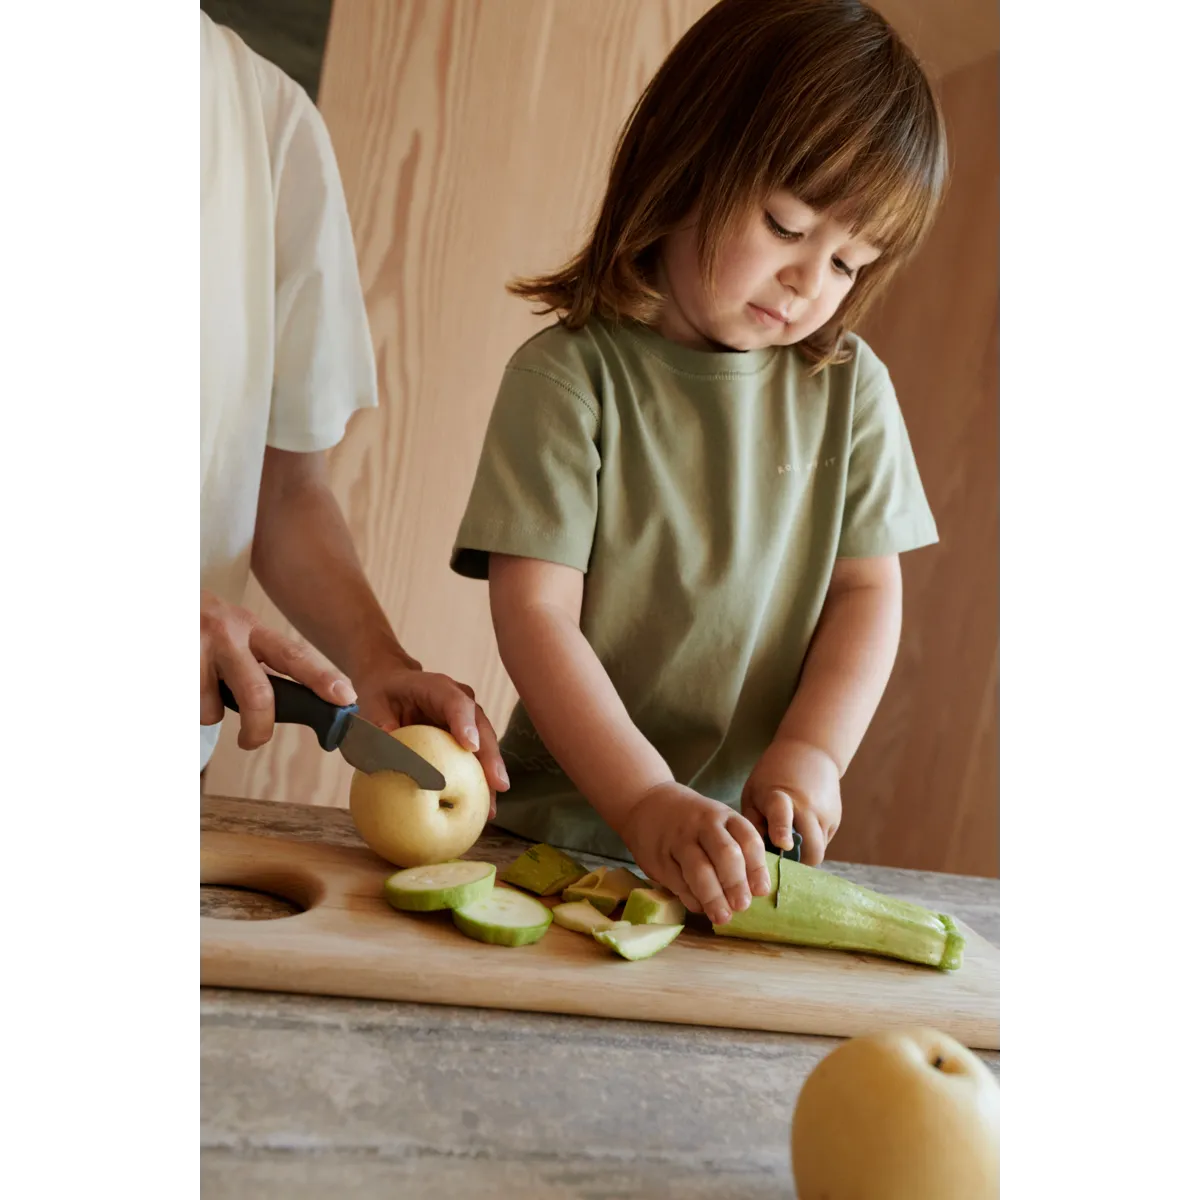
[840,52,1000,877]
[203,0,999,878]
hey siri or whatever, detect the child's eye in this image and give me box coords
[765,212,801,240]
[833,257,857,279]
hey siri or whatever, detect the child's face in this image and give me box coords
[657,192,883,352]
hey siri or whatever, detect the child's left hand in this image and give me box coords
[741,739,842,866]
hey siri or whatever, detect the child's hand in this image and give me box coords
[616,783,772,926]
[741,739,842,866]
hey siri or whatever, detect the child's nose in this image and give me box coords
[781,258,824,301]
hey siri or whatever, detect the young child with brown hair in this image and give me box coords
[451,0,947,927]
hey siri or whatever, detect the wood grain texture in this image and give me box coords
[202,794,1003,946]
[202,987,994,1200]
[871,0,998,78]
[201,826,999,1048]
[201,4,1000,881]
[200,796,998,1199]
[203,0,717,809]
[839,52,1001,877]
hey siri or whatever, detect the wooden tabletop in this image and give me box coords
[201,795,999,1200]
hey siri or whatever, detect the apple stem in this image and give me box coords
[932,1055,945,1070]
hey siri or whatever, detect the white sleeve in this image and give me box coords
[256,60,378,452]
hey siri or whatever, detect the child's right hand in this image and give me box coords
[616,783,772,926]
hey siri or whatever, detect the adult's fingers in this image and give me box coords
[423,678,510,795]
[199,610,225,723]
[214,644,276,750]
[472,704,510,794]
[200,661,225,726]
[420,676,481,753]
[249,625,355,707]
[199,633,225,724]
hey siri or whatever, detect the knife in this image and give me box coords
[769,833,802,864]
[217,676,447,790]
[766,832,800,910]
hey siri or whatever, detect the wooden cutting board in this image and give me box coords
[201,830,1000,1050]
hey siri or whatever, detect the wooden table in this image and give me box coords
[201,795,999,1199]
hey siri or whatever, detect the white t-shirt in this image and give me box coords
[200,13,377,769]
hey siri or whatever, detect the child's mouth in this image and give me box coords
[749,303,787,327]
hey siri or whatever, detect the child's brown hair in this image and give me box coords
[510,0,948,369]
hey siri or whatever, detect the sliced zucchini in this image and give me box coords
[383,860,496,912]
[452,887,553,947]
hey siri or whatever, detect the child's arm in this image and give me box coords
[489,553,772,924]
[741,554,903,866]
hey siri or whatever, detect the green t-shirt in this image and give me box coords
[452,317,937,861]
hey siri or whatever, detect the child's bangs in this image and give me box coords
[777,96,945,259]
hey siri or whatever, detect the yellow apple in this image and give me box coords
[349,725,490,868]
[791,1026,999,1200]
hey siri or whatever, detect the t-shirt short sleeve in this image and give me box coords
[257,59,378,452]
[838,340,939,558]
[451,349,602,579]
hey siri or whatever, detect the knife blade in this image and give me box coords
[217,676,447,790]
[768,833,801,910]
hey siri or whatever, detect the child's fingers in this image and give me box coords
[761,788,796,852]
[727,814,771,897]
[697,823,752,913]
[658,856,702,915]
[676,844,734,926]
[738,793,768,841]
[796,810,827,866]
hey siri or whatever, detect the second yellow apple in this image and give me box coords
[791,1025,999,1200]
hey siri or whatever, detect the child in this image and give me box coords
[451,0,946,927]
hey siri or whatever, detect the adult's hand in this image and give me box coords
[200,588,355,750]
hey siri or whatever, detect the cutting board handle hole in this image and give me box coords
[200,852,327,917]
[200,884,305,921]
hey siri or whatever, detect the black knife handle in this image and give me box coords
[218,676,358,753]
